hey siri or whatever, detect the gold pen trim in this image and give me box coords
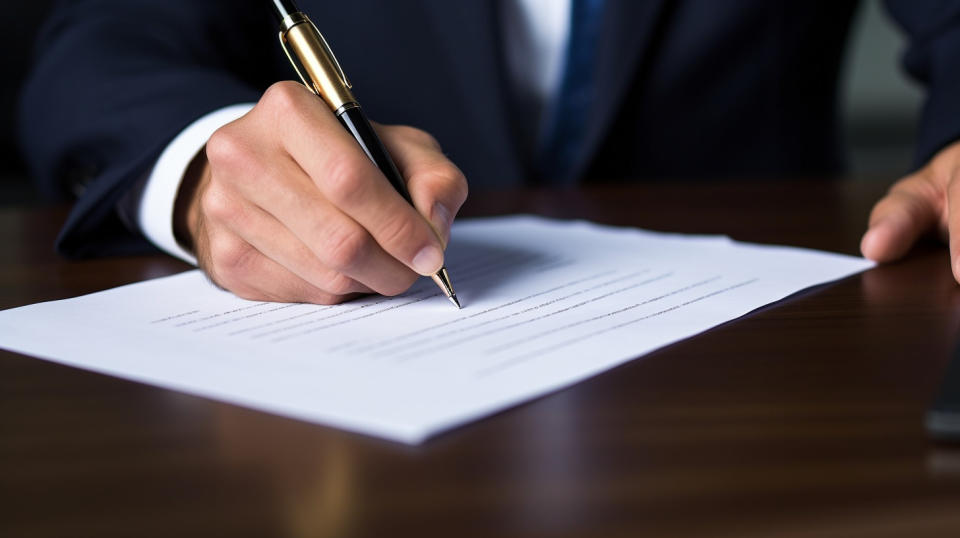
[277,10,463,310]
[431,267,458,301]
[333,102,361,116]
[279,12,356,111]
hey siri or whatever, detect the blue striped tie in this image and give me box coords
[536,0,606,184]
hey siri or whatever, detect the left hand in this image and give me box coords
[861,140,960,282]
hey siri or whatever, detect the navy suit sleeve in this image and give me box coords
[885,0,960,169]
[18,0,276,258]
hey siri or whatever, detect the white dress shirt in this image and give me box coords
[133,0,571,264]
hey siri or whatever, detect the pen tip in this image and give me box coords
[449,295,461,309]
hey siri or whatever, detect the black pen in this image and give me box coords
[269,0,460,308]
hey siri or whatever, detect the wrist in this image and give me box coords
[173,148,210,254]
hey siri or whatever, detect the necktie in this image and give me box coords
[536,0,606,184]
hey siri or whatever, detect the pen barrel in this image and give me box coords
[270,0,300,21]
[336,105,412,204]
[280,14,356,111]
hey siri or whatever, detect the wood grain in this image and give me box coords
[3,179,960,538]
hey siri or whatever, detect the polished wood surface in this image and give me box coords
[3,180,960,537]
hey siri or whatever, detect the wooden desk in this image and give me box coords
[4,180,960,537]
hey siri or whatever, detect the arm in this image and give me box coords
[20,1,467,303]
[861,1,960,279]
[18,0,272,257]
[178,81,467,303]
[134,103,254,264]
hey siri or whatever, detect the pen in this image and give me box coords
[269,0,461,309]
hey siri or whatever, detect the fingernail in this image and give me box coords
[860,226,880,259]
[412,245,443,275]
[431,202,453,245]
[861,218,893,259]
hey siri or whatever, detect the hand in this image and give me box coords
[861,140,960,282]
[174,82,468,304]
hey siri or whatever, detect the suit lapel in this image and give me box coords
[571,0,671,181]
[421,1,525,186]
[419,0,670,184]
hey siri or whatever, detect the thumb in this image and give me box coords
[376,125,469,249]
[861,175,941,263]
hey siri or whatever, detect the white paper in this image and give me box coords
[0,216,873,443]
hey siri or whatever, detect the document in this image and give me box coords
[0,217,873,443]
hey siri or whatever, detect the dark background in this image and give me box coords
[1,0,52,205]
[0,1,921,208]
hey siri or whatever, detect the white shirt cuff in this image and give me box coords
[138,103,255,265]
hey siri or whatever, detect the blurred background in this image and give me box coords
[0,1,923,207]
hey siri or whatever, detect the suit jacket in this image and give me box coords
[17,0,960,257]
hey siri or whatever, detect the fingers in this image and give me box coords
[861,141,960,283]
[861,172,942,263]
[377,124,469,247]
[947,178,960,281]
[266,84,448,275]
[219,171,418,297]
[207,117,419,295]
[200,225,354,305]
[198,180,365,303]
[191,80,465,304]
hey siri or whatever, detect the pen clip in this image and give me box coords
[278,16,352,94]
[278,30,313,90]
[308,20,352,90]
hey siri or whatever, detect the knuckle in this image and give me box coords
[945,175,960,199]
[867,199,887,222]
[893,185,935,216]
[210,237,257,282]
[323,273,357,296]
[199,185,236,223]
[886,193,924,223]
[261,81,304,114]
[323,226,371,271]
[312,291,350,306]
[377,213,419,252]
[430,162,468,202]
[412,161,468,210]
[382,271,418,297]
[453,167,469,201]
[323,155,367,203]
[891,172,940,204]
[205,127,247,168]
[233,287,271,303]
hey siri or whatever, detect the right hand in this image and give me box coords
[861,140,960,282]
[174,81,468,304]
